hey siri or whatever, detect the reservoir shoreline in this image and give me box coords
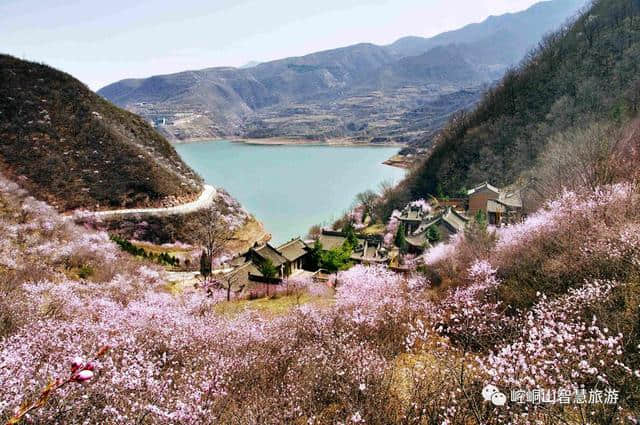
[174,140,405,245]
[172,135,408,148]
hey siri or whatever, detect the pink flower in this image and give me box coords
[71,356,84,371]
[75,370,94,382]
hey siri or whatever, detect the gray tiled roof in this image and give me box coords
[441,208,468,233]
[317,233,347,250]
[412,217,440,236]
[253,244,288,267]
[229,260,263,278]
[467,182,501,196]
[317,231,367,251]
[411,208,467,237]
[405,207,468,248]
[277,238,308,261]
[406,232,429,248]
[467,182,523,209]
[497,191,523,208]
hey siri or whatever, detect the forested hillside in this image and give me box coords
[0,55,202,211]
[401,0,640,200]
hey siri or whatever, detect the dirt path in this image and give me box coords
[91,184,217,218]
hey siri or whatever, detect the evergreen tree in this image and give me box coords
[436,182,445,199]
[200,251,211,277]
[475,209,488,230]
[343,222,359,248]
[427,225,441,243]
[395,222,408,254]
[308,240,323,271]
[320,244,353,273]
[257,258,278,279]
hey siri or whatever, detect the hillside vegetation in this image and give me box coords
[400,0,640,201]
[2,124,640,423]
[0,55,202,211]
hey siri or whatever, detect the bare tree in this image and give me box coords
[192,204,236,276]
[306,224,322,240]
[221,270,246,301]
[377,180,395,198]
[355,190,379,221]
[199,268,246,301]
[532,122,626,201]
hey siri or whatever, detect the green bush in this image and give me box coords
[320,243,353,273]
[394,223,408,254]
[110,235,180,267]
[76,264,94,279]
[426,225,441,244]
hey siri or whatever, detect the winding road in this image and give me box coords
[91,185,217,218]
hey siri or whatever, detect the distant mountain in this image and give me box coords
[0,55,202,211]
[98,0,587,144]
[396,0,640,202]
[388,0,587,60]
[240,61,261,69]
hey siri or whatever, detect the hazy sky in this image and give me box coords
[1,0,542,90]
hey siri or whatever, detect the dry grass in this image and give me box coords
[362,223,385,235]
[214,293,333,318]
[0,54,202,211]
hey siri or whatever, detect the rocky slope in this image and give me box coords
[0,55,202,211]
[98,0,586,146]
[0,55,266,248]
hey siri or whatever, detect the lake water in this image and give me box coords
[175,141,405,245]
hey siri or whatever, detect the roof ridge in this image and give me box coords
[277,238,302,248]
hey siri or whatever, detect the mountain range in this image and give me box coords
[98,0,587,145]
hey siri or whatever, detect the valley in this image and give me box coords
[98,0,586,149]
[4,0,640,423]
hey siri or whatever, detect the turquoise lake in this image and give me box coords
[175,141,405,245]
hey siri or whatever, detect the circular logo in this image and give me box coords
[482,384,507,406]
[482,384,499,401]
[491,392,507,406]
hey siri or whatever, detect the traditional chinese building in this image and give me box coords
[316,230,390,265]
[246,243,289,279]
[405,207,469,253]
[277,238,310,276]
[466,182,523,225]
[350,238,389,264]
[222,237,314,284]
[398,204,430,235]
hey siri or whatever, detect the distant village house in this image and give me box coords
[400,207,468,253]
[317,230,390,265]
[466,182,523,225]
[213,181,523,295]
[397,181,524,254]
